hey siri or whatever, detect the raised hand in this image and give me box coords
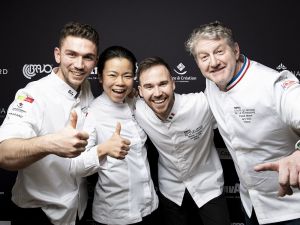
[254,150,300,197]
[47,110,89,158]
[97,122,131,160]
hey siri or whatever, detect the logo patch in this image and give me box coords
[17,95,34,103]
[281,80,297,89]
[184,126,203,140]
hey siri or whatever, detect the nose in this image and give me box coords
[115,75,125,85]
[74,57,84,69]
[209,55,219,67]
[153,86,162,97]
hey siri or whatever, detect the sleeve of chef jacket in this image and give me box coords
[0,88,43,141]
[273,70,300,135]
[70,111,107,178]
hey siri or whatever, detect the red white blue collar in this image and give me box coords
[226,55,250,91]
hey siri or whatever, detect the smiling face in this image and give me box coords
[54,36,98,90]
[138,64,175,120]
[194,38,240,91]
[101,57,134,103]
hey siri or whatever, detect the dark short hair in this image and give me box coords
[137,56,172,82]
[97,45,137,76]
[59,21,100,55]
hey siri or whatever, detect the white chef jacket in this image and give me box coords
[134,93,224,208]
[205,56,300,224]
[0,69,94,225]
[77,93,158,225]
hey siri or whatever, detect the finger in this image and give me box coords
[254,162,279,172]
[74,140,88,149]
[76,131,89,140]
[114,122,121,135]
[289,165,299,188]
[278,166,289,188]
[122,138,131,146]
[121,144,130,152]
[117,155,125,160]
[278,185,293,197]
[69,110,78,129]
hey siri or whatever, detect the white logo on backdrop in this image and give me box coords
[174,62,187,75]
[172,62,197,83]
[22,64,52,79]
[87,67,99,80]
[0,68,8,75]
[275,63,300,80]
[276,63,287,71]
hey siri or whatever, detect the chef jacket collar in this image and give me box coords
[51,68,81,99]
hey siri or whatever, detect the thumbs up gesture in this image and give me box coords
[97,122,131,160]
[47,110,89,158]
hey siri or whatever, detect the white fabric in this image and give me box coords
[80,93,158,225]
[135,92,224,208]
[0,69,94,225]
[205,57,300,224]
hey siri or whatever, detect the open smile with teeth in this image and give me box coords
[152,98,166,104]
[112,89,126,94]
[72,71,84,76]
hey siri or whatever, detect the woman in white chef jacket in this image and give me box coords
[77,46,158,225]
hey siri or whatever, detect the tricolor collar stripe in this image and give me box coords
[226,55,250,91]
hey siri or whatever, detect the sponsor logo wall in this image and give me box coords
[0,0,299,224]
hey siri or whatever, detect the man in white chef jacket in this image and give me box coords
[185,20,300,225]
[135,56,230,225]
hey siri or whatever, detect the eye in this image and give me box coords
[199,55,208,62]
[107,73,117,78]
[124,73,134,79]
[84,55,96,61]
[160,81,168,87]
[216,49,223,55]
[143,84,153,90]
[66,52,76,58]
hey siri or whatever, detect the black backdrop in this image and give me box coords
[0,1,299,224]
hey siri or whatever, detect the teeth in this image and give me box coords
[72,71,82,76]
[113,89,125,93]
[153,99,165,104]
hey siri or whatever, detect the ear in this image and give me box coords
[233,42,240,60]
[54,47,61,64]
[138,85,143,98]
[172,79,176,91]
[98,74,103,84]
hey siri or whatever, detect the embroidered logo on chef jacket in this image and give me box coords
[8,94,35,118]
[281,80,298,89]
[184,125,203,140]
[234,107,255,124]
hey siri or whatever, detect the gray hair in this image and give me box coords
[185,21,236,57]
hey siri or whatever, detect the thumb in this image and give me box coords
[69,110,78,129]
[114,122,121,135]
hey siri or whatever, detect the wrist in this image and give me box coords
[97,144,107,157]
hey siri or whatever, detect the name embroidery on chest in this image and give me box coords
[234,107,256,123]
[184,126,203,140]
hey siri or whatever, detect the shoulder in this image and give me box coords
[135,97,147,110]
[176,92,208,108]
